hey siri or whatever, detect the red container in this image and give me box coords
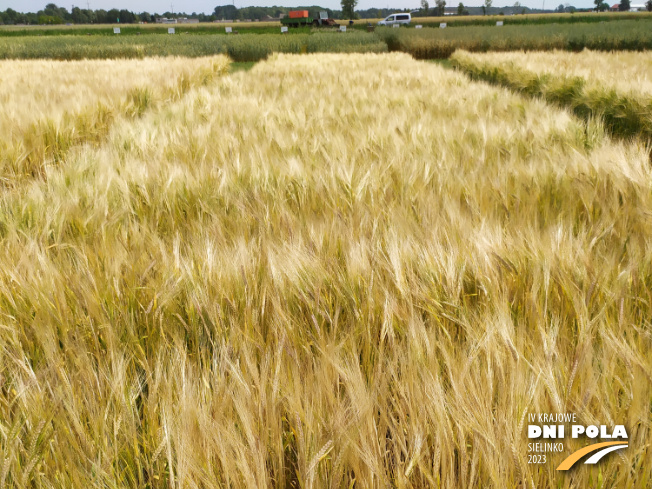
[288,10,309,18]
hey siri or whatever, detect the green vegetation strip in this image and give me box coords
[0,32,387,61]
[450,50,652,143]
[378,19,652,58]
[3,18,652,62]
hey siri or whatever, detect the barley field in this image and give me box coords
[0,52,650,488]
[452,50,652,97]
[451,49,652,143]
[0,56,229,186]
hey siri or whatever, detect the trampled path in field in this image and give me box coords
[0,53,650,488]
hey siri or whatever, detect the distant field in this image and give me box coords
[369,10,652,26]
[2,17,652,61]
[0,31,387,61]
[0,11,650,36]
[378,19,652,58]
[0,51,650,488]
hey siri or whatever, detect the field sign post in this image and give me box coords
[113,27,120,34]
[225,27,232,33]
[392,24,400,28]
[496,21,503,26]
[340,25,346,32]
[440,23,446,28]
[415,24,422,29]
[281,26,288,33]
[168,27,175,34]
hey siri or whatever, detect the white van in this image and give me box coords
[377,13,411,26]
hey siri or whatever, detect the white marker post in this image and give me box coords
[496,21,503,26]
[113,27,120,34]
[225,26,232,33]
[281,26,288,33]
[168,27,175,34]
[392,23,400,28]
[440,23,446,28]
[340,25,346,32]
[415,24,422,29]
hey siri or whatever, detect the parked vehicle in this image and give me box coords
[281,10,338,28]
[377,13,411,26]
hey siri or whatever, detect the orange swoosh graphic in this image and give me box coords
[557,442,627,470]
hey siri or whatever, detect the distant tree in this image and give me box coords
[457,2,465,14]
[556,3,565,10]
[594,0,609,10]
[421,0,430,16]
[107,8,120,23]
[483,0,492,14]
[647,0,652,11]
[341,0,358,19]
[435,0,446,15]
[42,3,69,22]
[71,7,88,23]
[619,0,630,9]
[213,5,238,20]
[38,14,64,24]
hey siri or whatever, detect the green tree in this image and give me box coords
[107,8,120,22]
[71,6,88,23]
[436,0,446,15]
[341,0,358,19]
[213,5,238,20]
[421,0,430,16]
[457,2,465,14]
[647,0,652,11]
[619,0,630,9]
[483,0,492,14]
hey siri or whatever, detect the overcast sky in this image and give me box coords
[1,0,597,15]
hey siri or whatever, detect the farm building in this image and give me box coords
[610,2,648,9]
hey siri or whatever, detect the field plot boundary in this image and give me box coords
[451,50,652,147]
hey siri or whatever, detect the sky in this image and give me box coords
[1,0,598,15]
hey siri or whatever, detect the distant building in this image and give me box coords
[156,17,177,24]
[612,2,647,9]
[178,18,199,24]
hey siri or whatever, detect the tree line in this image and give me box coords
[0,3,420,25]
[4,1,648,25]
[0,3,215,25]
